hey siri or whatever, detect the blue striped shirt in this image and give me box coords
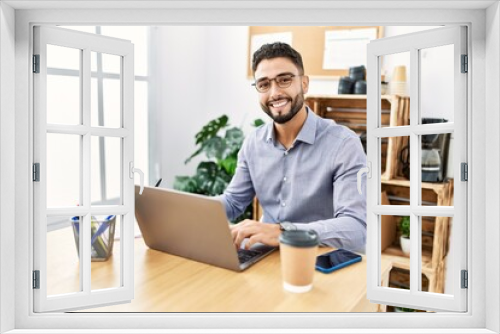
[218,108,367,252]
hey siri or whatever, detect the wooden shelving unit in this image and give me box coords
[381,178,453,294]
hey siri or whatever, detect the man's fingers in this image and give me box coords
[234,225,260,249]
[245,235,260,250]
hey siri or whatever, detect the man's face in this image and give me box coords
[254,57,309,124]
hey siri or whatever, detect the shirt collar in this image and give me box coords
[265,106,318,145]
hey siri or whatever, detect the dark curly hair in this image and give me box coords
[252,42,304,75]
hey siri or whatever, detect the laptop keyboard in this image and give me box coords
[237,249,262,264]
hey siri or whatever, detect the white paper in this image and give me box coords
[323,28,377,70]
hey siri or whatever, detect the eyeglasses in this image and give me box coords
[252,74,300,93]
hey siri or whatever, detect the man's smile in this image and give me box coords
[268,98,290,109]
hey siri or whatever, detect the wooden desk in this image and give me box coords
[47,229,392,312]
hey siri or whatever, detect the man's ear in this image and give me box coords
[302,75,310,94]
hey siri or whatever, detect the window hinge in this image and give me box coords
[461,270,468,289]
[33,163,40,182]
[33,54,40,73]
[461,54,468,73]
[33,270,40,289]
[461,162,468,181]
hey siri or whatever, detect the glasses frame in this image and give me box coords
[252,73,302,93]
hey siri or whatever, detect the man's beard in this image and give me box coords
[260,92,305,125]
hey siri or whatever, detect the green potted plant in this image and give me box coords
[399,216,411,256]
[174,115,264,223]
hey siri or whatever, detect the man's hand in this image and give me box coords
[230,219,281,250]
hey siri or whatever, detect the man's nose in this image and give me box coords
[269,80,284,96]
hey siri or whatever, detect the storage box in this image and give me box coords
[71,215,116,262]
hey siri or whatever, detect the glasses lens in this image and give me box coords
[256,80,270,92]
[277,75,293,88]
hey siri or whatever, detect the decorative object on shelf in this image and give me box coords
[389,65,407,95]
[399,216,411,256]
[354,80,367,94]
[174,115,264,223]
[349,65,366,81]
[338,65,366,94]
[338,76,355,94]
[421,117,447,182]
[399,143,410,180]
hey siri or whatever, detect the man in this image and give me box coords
[218,42,367,252]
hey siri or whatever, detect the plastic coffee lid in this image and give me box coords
[279,230,319,248]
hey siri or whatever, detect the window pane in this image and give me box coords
[47,133,80,208]
[420,44,454,123]
[47,75,81,125]
[381,51,410,127]
[420,216,453,296]
[47,217,81,296]
[91,136,121,205]
[380,215,410,290]
[91,52,121,128]
[420,133,454,206]
[380,136,410,202]
[91,215,121,291]
[47,44,80,70]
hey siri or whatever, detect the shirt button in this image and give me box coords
[284,151,289,156]
[281,202,286,207]
[283,176,287,182]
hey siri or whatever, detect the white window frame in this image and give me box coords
[32,25,135,312]
[1,2,498,333]
[366,26,467,312]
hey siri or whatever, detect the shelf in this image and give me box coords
[381,178,452,192]
[305,94,394,100]
[382,245,434,276]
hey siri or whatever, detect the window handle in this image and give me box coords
[129,162,144,195]
[357,162,371,195]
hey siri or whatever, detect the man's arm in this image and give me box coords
[217,140,256,221]
[293,136,367,252]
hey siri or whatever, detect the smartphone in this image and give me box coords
[315,249,362,273]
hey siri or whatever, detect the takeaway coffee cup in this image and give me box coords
[279,230,320,293]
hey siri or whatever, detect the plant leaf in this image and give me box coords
[253,118,265,127]
[173,176,200,193]
[194,161,232,196]
[223,127,244,159]
[194,115,229,145]
[219,156,237,175]
[203,136,227,160]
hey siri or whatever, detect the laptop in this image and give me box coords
[134,186,276,271]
